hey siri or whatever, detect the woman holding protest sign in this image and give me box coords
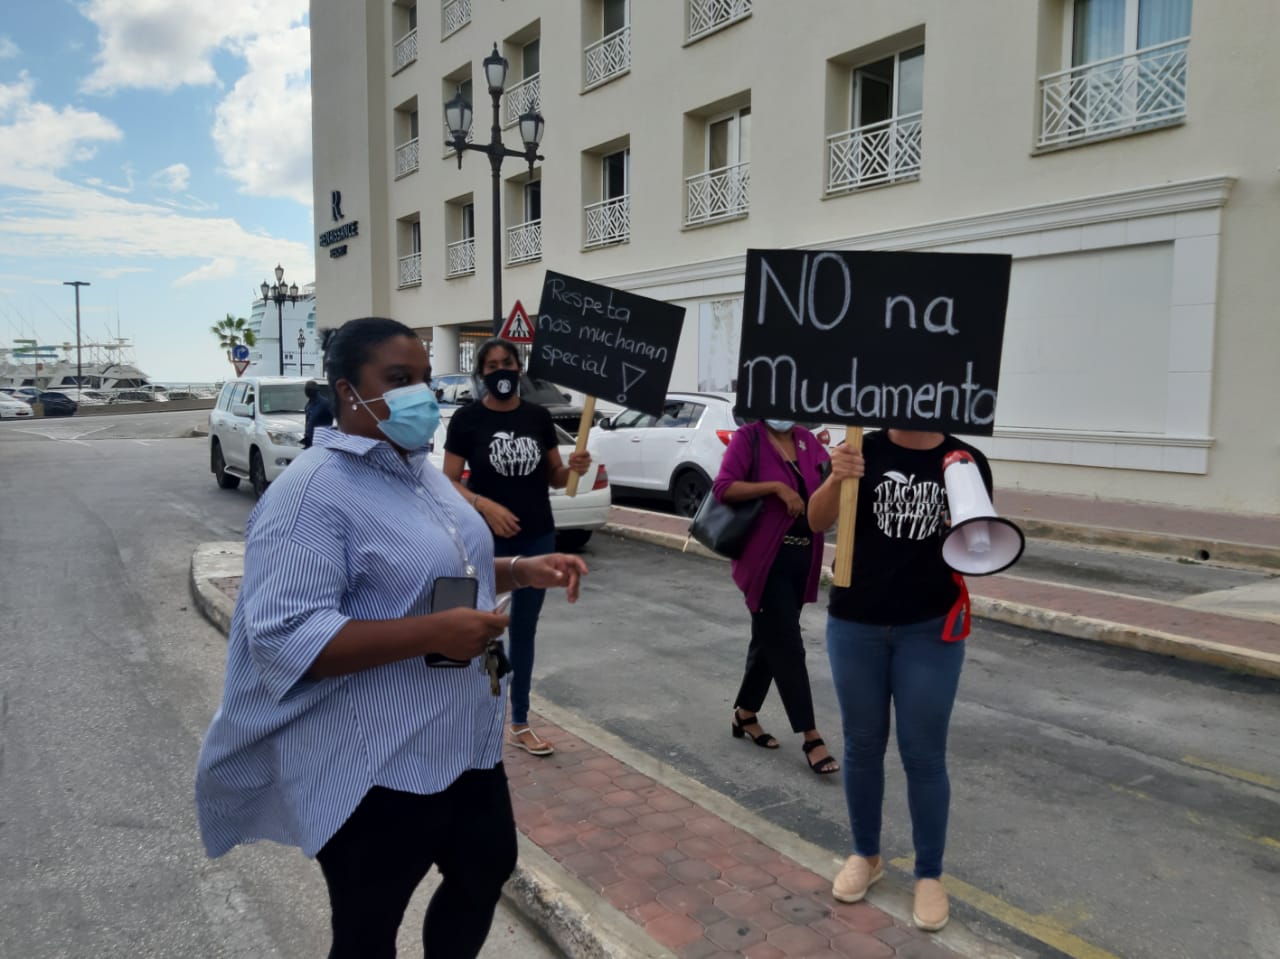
[713,419,839,775]
[443,337,591,757]
[809,428,992,932]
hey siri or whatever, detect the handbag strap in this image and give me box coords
[747,423,759,482]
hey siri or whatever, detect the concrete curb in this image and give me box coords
[1019,518,1280,573]
[189,542,242,634]
[188,542,657,959]
[507,835,676,959]
[601,522,1280,680]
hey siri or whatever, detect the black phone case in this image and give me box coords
[424,576,479,667]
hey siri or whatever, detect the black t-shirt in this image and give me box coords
[828,430,994,625]
[444,401,559,538]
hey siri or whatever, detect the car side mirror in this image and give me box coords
[231,403,254,418]
[599,417,615,431]
[562,392,571,402]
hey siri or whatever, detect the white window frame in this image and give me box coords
[851,47,922,130]
[602,148,630,201]
[704,107,750,171]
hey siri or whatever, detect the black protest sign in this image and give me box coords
[736,249,1013,435]
[529,271,686,417]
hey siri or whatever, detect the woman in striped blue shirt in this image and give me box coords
[195,317,587,959]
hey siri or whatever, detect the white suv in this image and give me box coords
[209,376,309,497]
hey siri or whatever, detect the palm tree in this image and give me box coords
[211,314,257,357]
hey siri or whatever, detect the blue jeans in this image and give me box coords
[825,614,965,879]
[493,531,555,726]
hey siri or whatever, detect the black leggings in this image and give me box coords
[316,765,518,959]
[735,542,817,733]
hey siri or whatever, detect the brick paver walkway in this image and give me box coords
[507,715,959,959]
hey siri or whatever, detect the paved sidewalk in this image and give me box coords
[190,546,1015,959]
[610,493,1280,680]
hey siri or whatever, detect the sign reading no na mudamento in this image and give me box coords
[529,271,686,418]
[736,249,1013,435]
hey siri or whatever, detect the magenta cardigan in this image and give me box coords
[711,421,829,613]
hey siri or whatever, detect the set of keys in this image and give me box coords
[480,641,512,696]
[478,591,513,695]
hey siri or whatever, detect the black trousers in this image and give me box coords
[735,542,817,733]
[316,765,518,959]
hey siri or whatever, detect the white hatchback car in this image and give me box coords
[428,407,611,551]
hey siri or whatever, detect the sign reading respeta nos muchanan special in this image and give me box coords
[736,249,1013,436]
[529,271,685,418]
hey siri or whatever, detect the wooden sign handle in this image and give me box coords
[832,426,864,588]
[565,396,596,498]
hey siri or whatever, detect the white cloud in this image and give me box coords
[95,266,152,279]
[150,162,189,192]
[0,73,122,188]
[211,25,313,205]
[0,75,312,287]
[79,0,308,94]
[0,36,19,60]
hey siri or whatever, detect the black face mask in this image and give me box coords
[483,369,520,400]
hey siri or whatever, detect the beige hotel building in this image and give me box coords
[308,0,1279,514]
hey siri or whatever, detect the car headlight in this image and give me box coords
[266,429,303,448]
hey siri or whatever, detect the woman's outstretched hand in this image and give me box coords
[517,553,588,603]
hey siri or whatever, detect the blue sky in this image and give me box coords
[0,0,314,382]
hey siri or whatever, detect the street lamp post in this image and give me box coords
[445,43,546,334]
[260,265,299,375]
[297,329,306,376]
[63,281,90,387]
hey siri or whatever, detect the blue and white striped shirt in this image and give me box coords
[195,427,504,858]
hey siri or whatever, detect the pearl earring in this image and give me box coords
[351,403,357,410]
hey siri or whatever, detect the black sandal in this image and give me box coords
[732,710,780,749]
[803,738,840,775]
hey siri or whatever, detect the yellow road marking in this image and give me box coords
[1259,836,1280,851]
[1109,783,1151,802]
[889,857,1123,959]
[1181,755,1280,791]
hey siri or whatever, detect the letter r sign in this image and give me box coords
[331,190,344,222]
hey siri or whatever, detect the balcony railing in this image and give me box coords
[584,195,630,248]
[398,252,422,288]
[394,138,420,178]
[688,0,751,42]
[446,237,475,277]
[441,0,470,39]
[685,162,750,226]
[504,73,541,127]
[393,29,418,73]
[826,111,922,193]
[507,219,542,265]
[1039,37,1189,148]
[585,26,631,89]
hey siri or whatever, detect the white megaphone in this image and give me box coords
[941,450,1025,576]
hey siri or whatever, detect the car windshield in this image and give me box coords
[521,375,570,406]
[259,384,308,414]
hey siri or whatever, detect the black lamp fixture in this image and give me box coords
[297,329,306,375]
[260,264,299,375]
[445,42,546,334]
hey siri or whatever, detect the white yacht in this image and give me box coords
[0,339,157,393]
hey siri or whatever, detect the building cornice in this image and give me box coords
[593,175,1236,294]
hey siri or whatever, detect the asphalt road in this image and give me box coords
[0,413,558,959]
[533,535,1280,959]
[3,412,1276,959]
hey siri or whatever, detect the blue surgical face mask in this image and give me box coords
[765,419,796,433]
[352,382,440,450]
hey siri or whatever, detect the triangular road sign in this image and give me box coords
[499,300,534,343]
[233,359,251,377]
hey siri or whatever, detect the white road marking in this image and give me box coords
[14,424,113,441]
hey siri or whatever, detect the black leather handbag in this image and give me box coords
[687,427,761,559]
